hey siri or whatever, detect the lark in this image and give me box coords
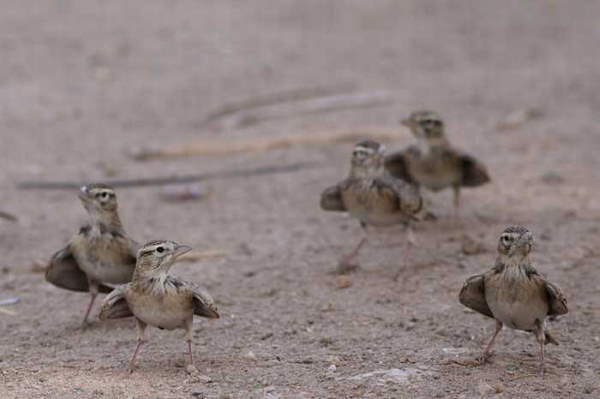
[385,110,490,215]
[46,183,138,325]
[321,140,423,272]
[459,226,568,375]
[99,240,219,372]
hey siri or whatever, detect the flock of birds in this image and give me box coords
[44,110,568,376]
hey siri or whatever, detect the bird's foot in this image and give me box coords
[79,320,92,331]
[336,259,360,274]
[478,351,493,364]
[423,211,438,221]
[127,363,137,374]
[186,364,199,375]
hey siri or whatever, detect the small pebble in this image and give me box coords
[336,275,352,289]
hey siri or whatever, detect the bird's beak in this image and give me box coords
[173,245,192,258]
[78,185,91,202]
[511,233,533,256]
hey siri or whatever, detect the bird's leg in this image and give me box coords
[452,185,461,221]
[480,320,503,363]
[82,280,99,326]
[128,318,147,373]
[337,222,368,273]
[534,320,546,377]
[406,224,417,247]
[185,318,194,367]
[393,224,416,281]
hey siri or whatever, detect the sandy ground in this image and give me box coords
[1,1,600,398]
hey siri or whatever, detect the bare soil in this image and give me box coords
[1,1,600,398]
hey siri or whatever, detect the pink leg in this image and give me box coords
[535,320,546,377]
[337,237,367,273]
[393,226,416,281]
[481,320,503,363]
[82,282,98,326]
[185,319,194,366]
[128,319,147,373]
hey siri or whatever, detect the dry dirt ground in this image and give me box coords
[1,1,600,398]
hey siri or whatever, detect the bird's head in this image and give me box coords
[350,140,385,177]
[79,183,118,215]
[497,225,534,259]
[135,240,192,278]
[401,110,445,142]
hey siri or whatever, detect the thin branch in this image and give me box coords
[132,127,403,161]
[231,91,395,128]
[201,83,356,124]
[0,211,18,222]
[17,162,316,190]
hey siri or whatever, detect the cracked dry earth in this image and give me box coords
[1,1,600,398]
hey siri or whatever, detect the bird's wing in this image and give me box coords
[174,278,220,319]
[109,230,139,269]
[45,245,112,293]
[457,151,491,187]
[384,149,415,183]
[375,177,423,216]
[528,273,568,316]
[320,182,347,212]
[98,285,133,319]
[459,273,494,318]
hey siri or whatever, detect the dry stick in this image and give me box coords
[132,127,404,161]
[17,162,315,190]
[201,83,357,124]
[244,91,393,124]
[0,211,18,222]
[231,91,395,127]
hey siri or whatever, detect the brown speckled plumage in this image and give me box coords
[459,226,568,374]
[321,140,422,272]
[45,184,138,324]
[99,240,219,372]
[385,110,490,212]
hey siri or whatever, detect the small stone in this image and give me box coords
[494,383,505,393]
[260,332,274,340]
[186,364,199,374]
[336,275,352,289]
[477,381,494,396]
[541,171,565,185]
[462,236,485,255]
[328,364,337,372]
[244,350,257,360]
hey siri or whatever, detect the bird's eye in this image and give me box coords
[156,246,164,253]
[101,192,108,198]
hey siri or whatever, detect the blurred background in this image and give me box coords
[1,1,600,397]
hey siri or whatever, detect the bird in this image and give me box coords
[459,225,568,375]
[45,183,138,325]
[99,240,219,372]
[384,110,490,216]
[320,140,423,273]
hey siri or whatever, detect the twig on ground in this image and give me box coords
[230,91,396,128]
[202,83,356,125]
[17,162,316,190]
[132,127,403,161]
[0,298,20,306]
[0,211,18,222]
